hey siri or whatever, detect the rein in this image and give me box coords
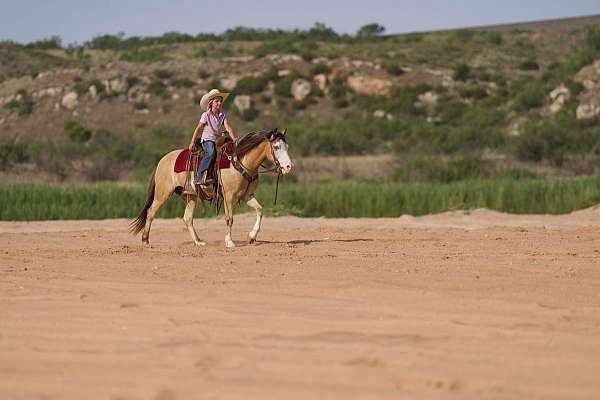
[233,135,283,205]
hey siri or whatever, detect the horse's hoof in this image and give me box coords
[225,240,236,249]
[248,236,256,244]
[194,240,207,247]
[142,238,149,245]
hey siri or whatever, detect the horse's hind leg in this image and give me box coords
[183,195,206,246]
[246,196,263,244]
[142,184,172,244]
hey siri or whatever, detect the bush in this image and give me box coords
[519,60,540,71]
[234,76,267,94]
[459,85,488,100]
[240,107,259,121]
[134,101,148,110]
[487,32,504,45]
[171,78,195,88]
[153,69,172,80]
[146,80,167,97]
[0,141,29,170]
[125,76,140,88]
[586,25,600,50]
[121,48,166,63]
[515,118,569,165]
[393,156,491,183]
[310,63,330,76]
[513,81,547,112]
[453,63,471,81]
[64,120,92,143]
[384,63,404,76]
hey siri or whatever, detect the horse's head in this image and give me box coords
[266,128,293,175]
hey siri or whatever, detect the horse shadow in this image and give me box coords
[254,238,374,246]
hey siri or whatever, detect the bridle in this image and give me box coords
[232,129,287,204]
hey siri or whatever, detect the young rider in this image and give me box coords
[188,88,238,186]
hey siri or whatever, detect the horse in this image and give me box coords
[129,128,293,248]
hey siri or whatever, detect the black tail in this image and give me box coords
[129,169,156,235]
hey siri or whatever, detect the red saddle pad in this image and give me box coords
[174,142,234,173]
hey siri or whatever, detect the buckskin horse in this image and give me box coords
[130,128,293,248]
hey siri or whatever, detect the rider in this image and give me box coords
[188,88,238,186]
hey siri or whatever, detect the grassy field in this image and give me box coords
[2,176,600,221]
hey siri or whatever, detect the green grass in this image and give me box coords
[2,177,600,221]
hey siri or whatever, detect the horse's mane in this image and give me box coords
[235,129,285,158]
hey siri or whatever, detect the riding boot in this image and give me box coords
[200,170,214,186]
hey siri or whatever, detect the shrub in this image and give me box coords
[333,98,349,108]
[240,107,259,121]
[234,76,267,94]
[393,156,491,183]
[274,76,294,97]
[404,33,424,43]
[310,63,330,76]
[146,80,167,97]
[586,25,600,50]
[64,120,92,143]
[519,60,540,71]
[0,141,29,170]
[134,101,148,110]
[459,85,488,100]
[566,80,585,96]
[513,81,547,112]
[487,32,503,45]
[453,63,471,81]
[384,63,404,76]
[515,119,569,165]
[171,78,195,88]
[125,76,140,88]
[4,99,19,110]
[154,69,172,80]
[120,48,166,63]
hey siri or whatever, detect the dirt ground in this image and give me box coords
[2,209,600,400]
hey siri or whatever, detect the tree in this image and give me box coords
[356,23,385,38]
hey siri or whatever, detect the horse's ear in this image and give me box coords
[282,128,287,137]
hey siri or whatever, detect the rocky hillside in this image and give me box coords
[1,18,600,182]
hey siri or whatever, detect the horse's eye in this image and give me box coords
[273,145,280,150]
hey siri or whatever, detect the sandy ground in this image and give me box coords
[2,209,600,400]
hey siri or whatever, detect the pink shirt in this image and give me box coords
[200,110,227,142]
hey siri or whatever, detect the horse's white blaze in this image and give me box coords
[273,139,293,174]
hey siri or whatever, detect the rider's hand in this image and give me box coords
[188,143,194,151]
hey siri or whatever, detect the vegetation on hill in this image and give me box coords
[1,20,600,185]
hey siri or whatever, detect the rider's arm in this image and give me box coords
[188,121,205,150]
[224,120,237,141]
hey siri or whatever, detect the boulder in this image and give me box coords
[278,70,291,77]
[89,85,97,99]
[574,60,600,89]
[61,91,79,110]
[373,110,386,118]
[548,84,570,114]
[109,78,126,93]
[418,91,439,106]
[577,102,600,119]
[346,75,392,96]
[234,95,252,112]
[291,79,311,101]
[220,77,238,91]
[313,74,327,91]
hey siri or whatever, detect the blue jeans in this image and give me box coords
[197,140,216,180]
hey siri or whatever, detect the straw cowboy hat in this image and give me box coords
[200,88,229,111]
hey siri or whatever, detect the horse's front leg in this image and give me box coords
[223,193,235,248]
[246,196,263,244]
